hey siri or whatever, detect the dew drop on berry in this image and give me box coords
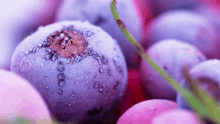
[93,82,100,89]
[57,89,63,95]
[58,73,65,80]
[99,68,104,73]
[99,87,104,93]
[58,80,65,87]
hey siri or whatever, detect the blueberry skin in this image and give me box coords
[56,0,141,67]
[140,39,206,101]
[10,21,128,123]
[147,0,198,16]
[177,59,220,111]
[143,10,219,59]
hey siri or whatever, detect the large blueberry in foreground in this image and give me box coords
[140,39,206,101]
[11,21,128,123]
[56,0,141,67]
[177,59,220,111]
[143,10,219,59]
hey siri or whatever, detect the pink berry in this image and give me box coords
[117,99,177,124]
[0,70,51,123]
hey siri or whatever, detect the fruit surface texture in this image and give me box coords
[11,21,128,123]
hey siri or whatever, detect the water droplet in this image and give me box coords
[66,59,70,64]
[58,73,65,80]
[116,66,124,73]
[58,80,65,87]
[42,42,50,47]
[38,43,42,48]
[45,53,52,60]
[75,55,83,63]
[45,47,52,53]
[94,74,98,78]
[52,53,58,61]
[112,57,120,66]
[57,89,63,95]
[149,107,155,113]
[58,64,65,72]
[32,47,37,53]
[45,86,48,89]
[68,104,71,106]
[25,51,29,55]
[114,81,120,90]
[99,87,104,93]
[64,37,69,41]
[60,33,65,38]
[72,94,75,97]
[107,68,111,76]
[40,64,43,67]
[93,82,100,89]
[99,68,104,73]
[101,56,108,65]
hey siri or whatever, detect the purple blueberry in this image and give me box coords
[10,21,128,123]
[143,10,219,59]
[177,59,220,111]
[140,39,206,101]
[56,0,142,67]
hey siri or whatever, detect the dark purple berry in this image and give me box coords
[143,10,219,59]
[140,39,206,101]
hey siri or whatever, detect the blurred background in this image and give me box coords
[0,0,219,123]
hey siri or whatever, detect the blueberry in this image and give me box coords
[140,39,206,101]
[177,59,220,111]
[56,0,142,67]
[143,10,219,59]
[11,21,128,123]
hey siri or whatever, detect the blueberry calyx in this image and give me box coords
[47,29,88,58]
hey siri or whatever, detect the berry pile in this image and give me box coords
[0,0,219,123]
